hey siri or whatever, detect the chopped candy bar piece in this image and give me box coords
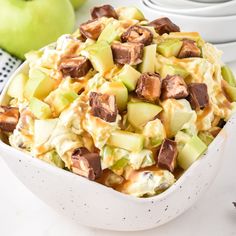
[188,83,209,110]
[111,42,144,65]
[80,19,104,40]
[161,75,189,100]
[89,92,118,122]
[0,106,20,132]
[72,147,102,180]
[156,139,177,172]
[178,39,201,58]
[59,56,92,78]
[148,17,180,35]
[121,25,153,46]
[91,5,118,19]
[135,73,161,102]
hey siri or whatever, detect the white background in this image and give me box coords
[0,0,236,235]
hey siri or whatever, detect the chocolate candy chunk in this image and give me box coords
[72,147,102,180]
[59,56,92,79]
[136,73,161,102]
[80,19,104,40]
[178,39,201,59]
[111,42,144,65]
[161,75,189,100]
[89,92,118,122]
[0,106,19,132]
[91,5,118,19]
[156,139,177,172]
[188,83,209,110]
[148,17,180,35]
[121,26,153,46]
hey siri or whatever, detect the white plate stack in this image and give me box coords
[142,0,236,62]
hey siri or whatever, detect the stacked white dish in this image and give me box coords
[142,0,236,62]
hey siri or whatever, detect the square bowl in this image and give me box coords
[0,61,235,231]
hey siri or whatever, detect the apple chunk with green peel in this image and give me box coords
[117,7,145,21]
[168,32,202,44]
[177,135,207,170]
[29,97,52,120]
[221,65,236,87]
[161,64,189,79]
[81,41,114,75]
[100,81,128,111]
[116,64,141,92]
[139,44,157,73]
[52,91,79,115]
[222,80,236,102]
[157,39,183,58]
[0,0,75,59]
[97,20,121,44]
[7,73,28,100]
[24,69,56,100]
[108,130,144,152]
[161,99,196,138]
[127,102,162,129]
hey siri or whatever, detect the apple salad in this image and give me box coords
[1,5,235,197]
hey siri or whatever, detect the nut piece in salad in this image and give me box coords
[1,5,236,198]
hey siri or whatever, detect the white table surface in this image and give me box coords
[0,1,236,235]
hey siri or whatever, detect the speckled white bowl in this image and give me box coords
[0,62,235,231]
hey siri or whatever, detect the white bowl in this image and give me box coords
[0,62,235,231]
[142,0,236,43]
[189,0,231,3]
[214,41,236,63]
[144,0,236,16]
[150,0,214,8]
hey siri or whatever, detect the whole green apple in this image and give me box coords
[0,0,75,59]
[70,0,86,10]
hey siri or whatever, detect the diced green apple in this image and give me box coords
[128,96,143,103]
[111,158,129,173]
[168,32,201,43]
[117,7,145,21]
[221,65,236,87]
[108,130,144,152]
[100,81,128,111]
[161,64,189,79]
[128,102,162,128]
[138,44,157,73]
[116,64,141,91]
[161,99,196,138]
[34,119,58,146]
[29,97,52,119]
[7,73,28,100]
[53,91,79,114]
[24,68,56,100]
[177,135,207,170]
[223,81,236,102]
[157,39,183,58]
[98,20,120,44]
[82,41,114,75]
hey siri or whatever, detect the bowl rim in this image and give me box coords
[142,0,236,20]
[0,59,233,203]
[214,40,236,46]
[145,0,236,16]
